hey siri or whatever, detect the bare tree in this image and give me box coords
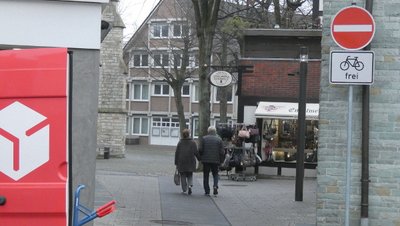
[219,0,313,29]
[191,0,222,139]
[126,0,198,136]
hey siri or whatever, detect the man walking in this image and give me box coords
[199,126,225,196]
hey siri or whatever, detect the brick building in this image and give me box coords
[238,29,321,168]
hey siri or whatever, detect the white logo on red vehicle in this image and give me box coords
[0,101,49,181]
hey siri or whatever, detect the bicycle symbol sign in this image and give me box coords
[340,56,364,71]
[330,51,374,85]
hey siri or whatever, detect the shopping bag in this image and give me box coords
[174,169,180,186]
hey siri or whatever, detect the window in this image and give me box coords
[192,84,199,102]
[126,117,131,134]
[172,23,189,37]
[171,84,190,97]
[182,84,190,96]
[126,84,130,99]
[133,84,149,100]
[152,117,189,128]
[152,24,169,38]
[193,118,199,137]
[173,54,181,67]
[215,85,233,103]
[191,54,199,67]
[153,54,169,67]
[131,54,148,67]
[153,84,170,96]
[125,117,152,135]
[173,53,190,68]
[131,117,149,135]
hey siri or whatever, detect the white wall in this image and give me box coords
[0,0,104,49]
[243,106,257,124]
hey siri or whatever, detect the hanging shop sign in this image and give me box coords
[209,71,233,87]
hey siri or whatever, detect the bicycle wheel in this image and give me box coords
[355,61,364,71]
[340,61,349,71]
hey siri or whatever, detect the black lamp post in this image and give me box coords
[295,46,308,201]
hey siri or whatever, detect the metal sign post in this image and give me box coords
[345,85,353,226]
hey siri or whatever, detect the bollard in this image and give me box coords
[104,147,110,159]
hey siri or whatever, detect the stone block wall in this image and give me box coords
[318,0,400,225]
[98,0,127,157]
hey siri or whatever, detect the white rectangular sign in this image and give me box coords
[330,51,374,85]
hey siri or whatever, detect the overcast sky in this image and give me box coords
[118,0,159,41]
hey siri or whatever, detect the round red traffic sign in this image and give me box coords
[331,6,375,50]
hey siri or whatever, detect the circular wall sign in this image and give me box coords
[209,71,232,87]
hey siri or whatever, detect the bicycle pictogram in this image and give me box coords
[340,56,364,71]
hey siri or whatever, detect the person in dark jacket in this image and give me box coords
[175,129,200,195]
[199,126,225,196]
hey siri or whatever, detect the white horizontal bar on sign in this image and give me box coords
[333,25,373,32]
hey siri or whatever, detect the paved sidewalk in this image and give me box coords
[94,145,316,226]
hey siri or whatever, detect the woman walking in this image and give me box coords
[175,129,200,195]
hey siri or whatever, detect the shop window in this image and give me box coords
[261,119,318,163]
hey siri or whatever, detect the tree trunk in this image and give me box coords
[192,0,222,140]
[172,86,186,137]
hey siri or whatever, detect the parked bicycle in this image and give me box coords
[340,56,364,71]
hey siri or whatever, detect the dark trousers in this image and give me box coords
[203,163,219,194]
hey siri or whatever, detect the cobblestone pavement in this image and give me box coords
[94,145,316,226]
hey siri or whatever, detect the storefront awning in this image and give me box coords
[255,102,319,120]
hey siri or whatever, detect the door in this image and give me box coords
[0,48,69,226]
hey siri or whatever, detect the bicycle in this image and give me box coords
[340,56,364,71]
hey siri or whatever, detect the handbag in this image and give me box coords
[249,128,259,135]
[174,169,180,186]
[238,127,250,138]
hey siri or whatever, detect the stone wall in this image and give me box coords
[98,0,127,157]
[318,1,400,225]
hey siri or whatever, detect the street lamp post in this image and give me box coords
[295,46,308,201]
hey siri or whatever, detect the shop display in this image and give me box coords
[261,119,318,163]
[217,123,260,181]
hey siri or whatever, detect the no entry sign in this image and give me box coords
[331,6,375,50]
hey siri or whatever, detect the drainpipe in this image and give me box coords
[361,1,373,226]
